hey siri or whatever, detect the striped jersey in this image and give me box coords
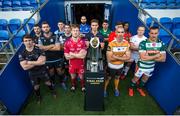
[107,39,130,65]
[138,39,166,70]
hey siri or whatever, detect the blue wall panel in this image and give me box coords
[147,53,180,114]
[0,46,32,114]
[111,0,142,35]
[39,0,65,32]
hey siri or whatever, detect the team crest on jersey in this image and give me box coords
[50,39,54,42]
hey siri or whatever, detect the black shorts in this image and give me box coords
[46,59,64,69]
[107,67,123,79]
[29,69,50,86]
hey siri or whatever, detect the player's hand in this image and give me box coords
[155,53,161,58]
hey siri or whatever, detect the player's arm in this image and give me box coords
[20,60,35,70]
[100,42,104,49]
[130,42,138,51]
[139,52,161,61]
[48,43,60,51]
[70,49,87,59]
[64,41,75,60]
[106,51,118,62]
[36,40,54,51]
[112,49,131,61]
[154,52,166,62]
[27,55,46,66]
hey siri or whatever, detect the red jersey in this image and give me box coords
[64,38,86,66]
[108,31,132,42]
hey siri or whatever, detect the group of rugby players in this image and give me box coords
[19,16,166,104]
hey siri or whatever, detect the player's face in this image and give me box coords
[23,38,34,48]
[124,23,129,31]
[33,26,41,34]
[137,27,145,36]
[71,27,80,38]
[102,22,108,29]
[149,29,159,41]
[65,25,71,34]
[116,28,124,39]
[81,17,87,24]
[58,22,64,30]
[42,24,50,33]
[91,22,99,31]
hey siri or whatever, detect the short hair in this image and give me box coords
[102,20,108,24]
[34,24,40,27]
[115,22,124,26]
[81,16,86,19]
[150,26,159,31]
[41,21,49,26]
[58,20,64,24]
[138,25,145,29]
[91,19,99,24]
[71,24,79,29]
[22,34,33,42]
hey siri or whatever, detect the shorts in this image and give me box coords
[107,67,123,79]
[130,53,140,63]
[29,69,50,86]
[69,64,85,74]
[46,59,64,69]
[134,66,154,78]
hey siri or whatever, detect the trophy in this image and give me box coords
[84,36,104,111]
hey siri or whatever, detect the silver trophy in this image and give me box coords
[86,37,103,72]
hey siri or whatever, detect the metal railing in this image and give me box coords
[129,0,180,65]
[0,0,49,69]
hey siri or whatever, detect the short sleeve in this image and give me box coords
[64,41,69,53]
[139,41,146,52]
[38,37,43,45]
[19,52,25,62]
[107,42,112,52]
[160,42,166,53]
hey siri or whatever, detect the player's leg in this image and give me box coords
[129,65,143,96]
[31,77,41,104]
[78,65,85,92]
[104,67,113,97]
[121,62,132,80]
[47,64,56,87]
[56,61,67,90]
[137,70,152,96]
[69,64,77,92]
[114,68,123,96]
[44,72,57,98]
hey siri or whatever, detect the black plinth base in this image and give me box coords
[84,71,104,111]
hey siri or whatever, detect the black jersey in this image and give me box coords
[19,46,46,72]
[38,33,61,61]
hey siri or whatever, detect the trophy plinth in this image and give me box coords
[84,37,104,111]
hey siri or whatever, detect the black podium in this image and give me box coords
[84,37,104,111]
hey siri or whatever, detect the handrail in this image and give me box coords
[129,0,180,48]
[0,0,49,52]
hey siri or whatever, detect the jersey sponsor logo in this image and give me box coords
[146,42,162,48]
[50,39,54,42]
[146,50,160,54]
[112,46,127,52]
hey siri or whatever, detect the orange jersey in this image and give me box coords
[107,39,130,65]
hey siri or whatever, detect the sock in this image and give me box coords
[114,78,119,90]
[104,79,110,91]
[124,66,130,76]
[130,80,136,89]
[58,74,65,83]
[80,79,85,88]
[50,75,56,85]
[139,79,146,88]
[34,88,40,97]
[71,78,76,87]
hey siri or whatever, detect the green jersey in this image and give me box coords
[138,39,166,70]
[99,28,111,38]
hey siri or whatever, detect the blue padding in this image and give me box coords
[0,45,32,114]
[9,19,21,33]
[0,19,8,30]
[159,29,171,45]
[173,17,180,29]
[13,30,26,48]
[160,17,173,31]
[173,28,180,39]
[147,53,180,114]
[0,30,9,40]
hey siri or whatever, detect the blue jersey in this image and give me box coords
[80,23,90,34]
[85,31,104,43]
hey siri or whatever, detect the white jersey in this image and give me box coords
[130,35,147,63]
